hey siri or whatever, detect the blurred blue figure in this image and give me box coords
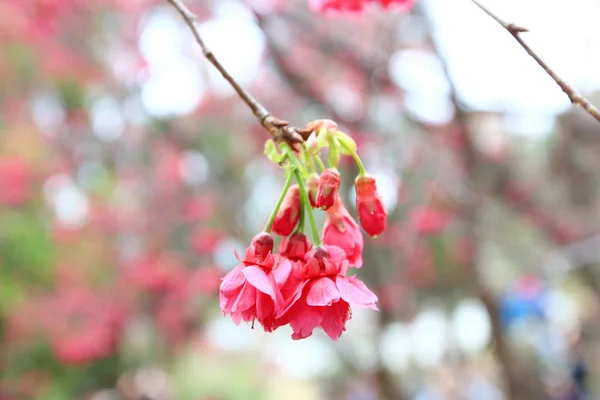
[499,275,547,328]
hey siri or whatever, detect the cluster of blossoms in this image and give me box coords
[220,120,386,340]
[309,0,413,13]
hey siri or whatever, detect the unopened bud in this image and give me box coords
[251,232,274,261]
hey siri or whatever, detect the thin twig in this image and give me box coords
[166,0,306,143]
[470,0,600,123]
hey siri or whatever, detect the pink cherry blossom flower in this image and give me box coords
[323,196,364,267]
[277,245,377,340]
[219,233,292,331]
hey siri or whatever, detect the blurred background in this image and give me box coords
[1,0,600,399]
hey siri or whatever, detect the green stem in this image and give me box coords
[292,164,321,246]
[296,199,305,233]
[263,169,295,233]
[309,154,317,173]
[313,155,326,172]
[338,139,366,176]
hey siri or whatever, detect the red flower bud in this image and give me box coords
[250,232,274,262]
[305,119,338,134]
[272,185,301,236]
[355,174,386,237]
[278,232,312,261]
[301,246,344,278]
[323,196,363,267]
[316,168,340,210]
[306,174,319,208]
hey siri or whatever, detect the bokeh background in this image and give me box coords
[1,0,600,399]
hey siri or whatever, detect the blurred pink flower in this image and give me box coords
[189,228,225,255]
[408,206,452,236]
[0,156,33,206]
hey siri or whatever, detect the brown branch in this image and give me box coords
[165,0,307,143]
[470,0,600,124]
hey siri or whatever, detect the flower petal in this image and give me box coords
[243,264,287,315]
[336,276,378,310]
[241,308,255,323]
[321,300,351,340]
[287,301,325,340]
[233,248,243,262]
[326,245,346,263]
[268,273,285,315]
[307,277,341,306]
[219,291,237,313]
[272,256,292,288]
[230,311,243,325]
[278,278,310,318]
[339,259,350,277]
[256,291,275,329]
[243,265,276,299]
[231,282,257,312]
[219,264,246,297]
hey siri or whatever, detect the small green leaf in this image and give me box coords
[335,131,357,155]
[264,139,282,163]
[316,127,329,148]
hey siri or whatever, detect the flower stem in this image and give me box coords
[297,196,305,233]
[263,168,295,233]
[309,154,317,173]
[293,163,321,246]
[313,155,326,172]
[338,139,366,176]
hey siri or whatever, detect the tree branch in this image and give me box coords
[166,0,307,143]
[470,0,600,124]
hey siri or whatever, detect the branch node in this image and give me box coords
[571,94,583,104]
[507,24,528,33]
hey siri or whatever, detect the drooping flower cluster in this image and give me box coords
[309,0,414,13]
[220,119,387,340]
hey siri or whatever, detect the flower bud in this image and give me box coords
[278,232,312,261]
[305,132,319,155]
[305,119,338,135]
[323,196,363,267]
[306,174,319,208]
[272,185,301,236]
[250,232,274,262]
[301,246,339,278]
[316,168,340,210]
[355,174,386,237]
